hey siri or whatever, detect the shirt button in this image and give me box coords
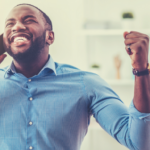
[29,122,33,125]
[28,79,31,82]
[29,97,33,101]
[29,146,33,149]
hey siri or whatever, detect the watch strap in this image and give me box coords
[132,68,149,76]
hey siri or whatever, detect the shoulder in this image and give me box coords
[82,71,110,88]
[55,62,99,77]
[55,62,108,85]
[55,62,82,75]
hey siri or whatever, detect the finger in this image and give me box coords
[125,42,137,55]
[125,31,148,39]
[123,31,129,39]
[125,46,132,55]
[124,38,142,46]
[130,31,146,35]
[125,42,143,55]
[0,54,7,63]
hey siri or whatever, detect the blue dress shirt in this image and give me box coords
[0,55,150,150]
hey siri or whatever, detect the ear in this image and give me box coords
[45,30,54,45]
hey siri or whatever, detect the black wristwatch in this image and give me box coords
[132,68,149,76]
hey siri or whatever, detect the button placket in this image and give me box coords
[27,78,35,149]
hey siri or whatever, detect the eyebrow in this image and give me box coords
[5,15,37,23]
[23,15,37,20]
[5,18,15,23]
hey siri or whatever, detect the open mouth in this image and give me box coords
[9,33,32,46]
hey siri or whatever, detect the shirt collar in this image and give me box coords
[38,55,57,76]
[5,54,57,76]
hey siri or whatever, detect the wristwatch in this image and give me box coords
[132,63,150,76]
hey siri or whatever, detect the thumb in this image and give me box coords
[0,54,7,64]
[123,31,129,39]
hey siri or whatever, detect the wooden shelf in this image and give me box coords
[88,70,134,86]
[75,29,150,36]
[105,79,134,86]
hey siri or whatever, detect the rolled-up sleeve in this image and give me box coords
[83,72,150,150]
[128,100,150,150]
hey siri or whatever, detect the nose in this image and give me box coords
[11,21,26,32]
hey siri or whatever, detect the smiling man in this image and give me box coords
[3,4,54,78]
[0,3,150,150]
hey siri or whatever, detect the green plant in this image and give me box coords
[91,64,100,69]
[122,12,134,19]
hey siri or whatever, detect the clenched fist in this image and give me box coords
[124,31,149,71]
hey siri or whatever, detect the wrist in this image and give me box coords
[133,63,149,72]
[132,63,150,76]
[134,68,147,72]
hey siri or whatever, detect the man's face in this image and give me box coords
[3,5,47,63]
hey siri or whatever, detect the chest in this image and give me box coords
[0,78,88,138]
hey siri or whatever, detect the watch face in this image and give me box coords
[133,69,138,75]
[132,68,149,76]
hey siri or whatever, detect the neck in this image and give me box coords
[13,54,49,78]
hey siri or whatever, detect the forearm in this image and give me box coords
[133,75,150,113]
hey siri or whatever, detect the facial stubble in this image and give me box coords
[5,30,46,64]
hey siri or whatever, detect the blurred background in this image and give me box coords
[0,0,150,149]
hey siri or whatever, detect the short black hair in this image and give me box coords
[15,3,53,30]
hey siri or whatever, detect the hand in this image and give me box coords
[124,31,149,71]
[0,54,7,64]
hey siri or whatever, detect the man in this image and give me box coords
[0,3,150,150]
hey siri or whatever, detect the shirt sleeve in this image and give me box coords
[82,71,150,150]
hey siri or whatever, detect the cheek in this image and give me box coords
[32,30,45,41]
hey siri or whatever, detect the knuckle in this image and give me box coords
[141,39,147,44]
[144,35,149,41]
[125,35,128,39]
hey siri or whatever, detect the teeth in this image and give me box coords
[14,37,28,42]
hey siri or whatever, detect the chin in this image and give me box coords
[11,46,31,55]
[10,42,31,54]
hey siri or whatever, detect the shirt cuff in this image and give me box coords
[129,100,150,120]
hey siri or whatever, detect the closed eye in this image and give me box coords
[25,19,37,23]
[6,23,14,27]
